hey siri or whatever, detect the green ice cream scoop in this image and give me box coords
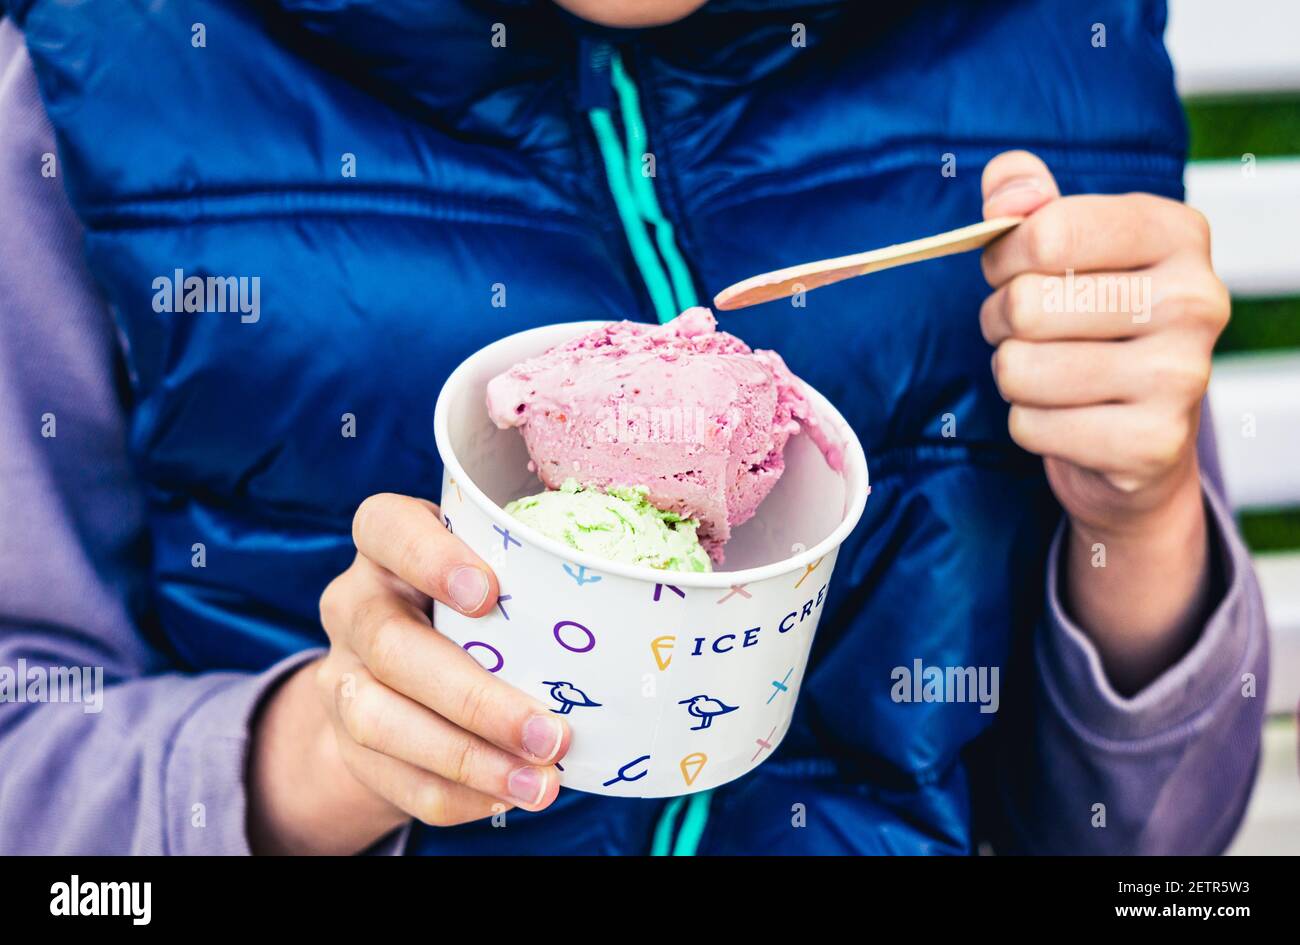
[504,478,712,573]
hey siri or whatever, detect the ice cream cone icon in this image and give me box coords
[651,635,675,671]
[542,681,602,714]
[680,752,708,787]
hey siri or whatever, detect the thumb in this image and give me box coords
[981,150,1060,219]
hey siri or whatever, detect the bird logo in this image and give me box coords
[542,681,602,715]
[678,694,740,730]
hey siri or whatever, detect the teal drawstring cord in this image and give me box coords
[586,45,713,853]
[587,49,698,323]
[672,790,712,855]
[588,108,679,323]
[650,796,685,856]
[608,53,699,315]
[650,790,712,857]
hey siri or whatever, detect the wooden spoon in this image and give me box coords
[712,216,1022,311]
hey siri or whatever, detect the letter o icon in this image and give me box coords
[463,641,504,673]
[553,620,595,653]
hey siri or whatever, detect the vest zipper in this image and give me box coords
[579,39,712,854]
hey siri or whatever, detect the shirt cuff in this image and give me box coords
[1037,475,1262,743]
[160,649,302,855]
[161,648,414,856]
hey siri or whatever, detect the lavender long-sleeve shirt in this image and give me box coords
[0,22,1269,855]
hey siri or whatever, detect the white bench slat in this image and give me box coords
[1166,0,1300,851]
[1256,552,1300,715]
[1226,716,1300,854]
[1208,351,1300,509]
[1185,158,1300,298]
[1168,0,1300,96]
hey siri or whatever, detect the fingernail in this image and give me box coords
[522,713,563,762]
[508,766,548,806]
[447,566,489,613]
[988,176,1045,203]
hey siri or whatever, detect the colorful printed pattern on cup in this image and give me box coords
[432,470,840,798]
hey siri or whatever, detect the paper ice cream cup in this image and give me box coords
[433,322,869,797]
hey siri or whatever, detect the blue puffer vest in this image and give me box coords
[7,0,1187,854]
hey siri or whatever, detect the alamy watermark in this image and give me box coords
[152,268,260,323]
[1043,268,1151,324]
[890,659,999,714]
[50,875,150,925]
[594,402,710,445]
[0,660,104,714]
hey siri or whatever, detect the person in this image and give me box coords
[0,0,1267,855]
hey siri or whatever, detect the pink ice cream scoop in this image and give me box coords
[485,307,843,563]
